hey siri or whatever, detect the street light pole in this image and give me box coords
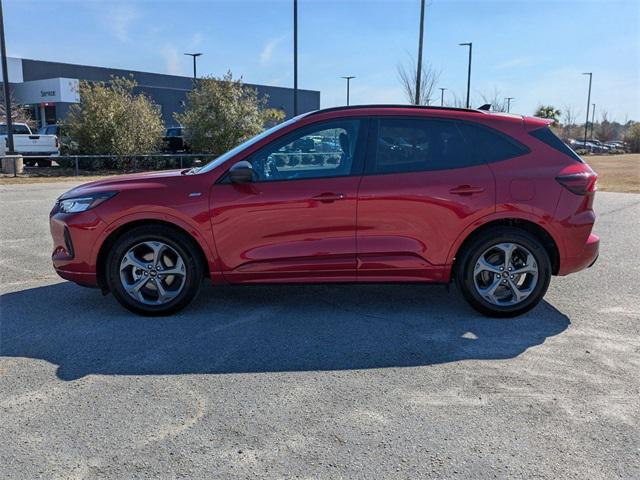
[459,42,472,108]
[341,76,355,106]
[582,72,592,145]
[184,53,202,82]
[505,97,514,113]
[590,103,596,139]
[0,0,15,154]
[293,0,298,116]
[439,87,446,106]
[415,0,426,105]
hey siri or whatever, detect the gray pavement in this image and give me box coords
[1,181,639,479]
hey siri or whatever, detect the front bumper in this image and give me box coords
[50,210,106,287]
[557,233,599,276]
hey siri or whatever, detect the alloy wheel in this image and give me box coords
[472,242,539,306]
[119,241,187,305]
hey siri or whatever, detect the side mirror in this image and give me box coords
[228,160,253,183]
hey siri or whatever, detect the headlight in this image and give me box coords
[56,191,118,214]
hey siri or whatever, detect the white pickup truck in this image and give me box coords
[1,123,60,166]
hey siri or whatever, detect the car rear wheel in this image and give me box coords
[106,225,203,316]
[455,227,551,317]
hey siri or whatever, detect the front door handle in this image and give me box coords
[311,192,346,203]
[449,185,485,195]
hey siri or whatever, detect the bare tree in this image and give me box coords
[0,90,33,126]
[596,111,616,142]
[479,88,508,112]
[397,54,440,106]
[561,105,581,141]
[445,91,468,108]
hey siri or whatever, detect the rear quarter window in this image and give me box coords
[457,122,529,163]
[529,127,583,162]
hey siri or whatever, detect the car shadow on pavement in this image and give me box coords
[0,281,570,380]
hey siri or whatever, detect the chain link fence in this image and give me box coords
[2,153,221,178]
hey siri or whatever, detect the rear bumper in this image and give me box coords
[558,233,599,276]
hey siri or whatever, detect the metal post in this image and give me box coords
[582,72,592,146]
[0,0,15,154]
[415,0,426,105]
[439,87,446,106]
[459,42,472,108]
[12,155,15,177]
[293,0,298,116]
[184,53,202,83]
[506,97,514,113]
[74,155,79,176]
[341,76,355,106]
[590,103,595,139]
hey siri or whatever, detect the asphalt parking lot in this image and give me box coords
[1,181,639,479]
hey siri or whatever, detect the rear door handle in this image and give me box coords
[449,185,485,195]
[311,192,346,203]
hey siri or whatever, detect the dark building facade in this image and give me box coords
[2,57,320,128]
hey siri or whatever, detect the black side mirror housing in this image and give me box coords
[229,160,253,183]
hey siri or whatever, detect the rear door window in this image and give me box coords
[369,117,471,174]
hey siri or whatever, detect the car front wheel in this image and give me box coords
[106,225,203,315]
[455,227,551,317]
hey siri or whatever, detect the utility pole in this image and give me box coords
[184,53,202,82]
[590,103,596,139]
[505,97,514,113]
[459,42,472,108]
[439,87,446,106]
[582,72,592,145]
[415,0,426,105]
[0,0,15,154]
[341,76,355,106]
[293,0,298,116]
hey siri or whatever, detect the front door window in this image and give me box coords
[248,120,361,182]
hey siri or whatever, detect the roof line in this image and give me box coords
[307,104,486,116]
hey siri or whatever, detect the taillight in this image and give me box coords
[556,172,597,195]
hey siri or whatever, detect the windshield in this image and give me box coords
[0,124,31,135]
[195,116,303,174]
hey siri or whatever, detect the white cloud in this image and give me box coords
[107,4,138,42]
[190,32,204,49]
[162,46,185,76]
[260,35,286,66]
[495,57,535,70]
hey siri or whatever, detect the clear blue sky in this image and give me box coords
[5,0,640,121]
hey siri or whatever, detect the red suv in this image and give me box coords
[50,106,599,317]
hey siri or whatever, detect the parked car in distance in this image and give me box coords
[569,139,607,154]
[589,139,611,153]
[604,141,627,153]
[50,105,599,317]
[162,126,190,153]
[38,124,76,155]
[1,122,59,166]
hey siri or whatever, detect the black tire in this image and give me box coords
[23,159,36,167]
[36,159,52,167]
[105,225,204,316]
[454,227,551,318]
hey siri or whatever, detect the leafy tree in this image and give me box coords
[175,71,270,154]
[534,105,562,125]
[65,76,164,155]
[624,122,640,153]
[262,108,286,128]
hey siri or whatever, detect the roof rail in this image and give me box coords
[306,104,486,117]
